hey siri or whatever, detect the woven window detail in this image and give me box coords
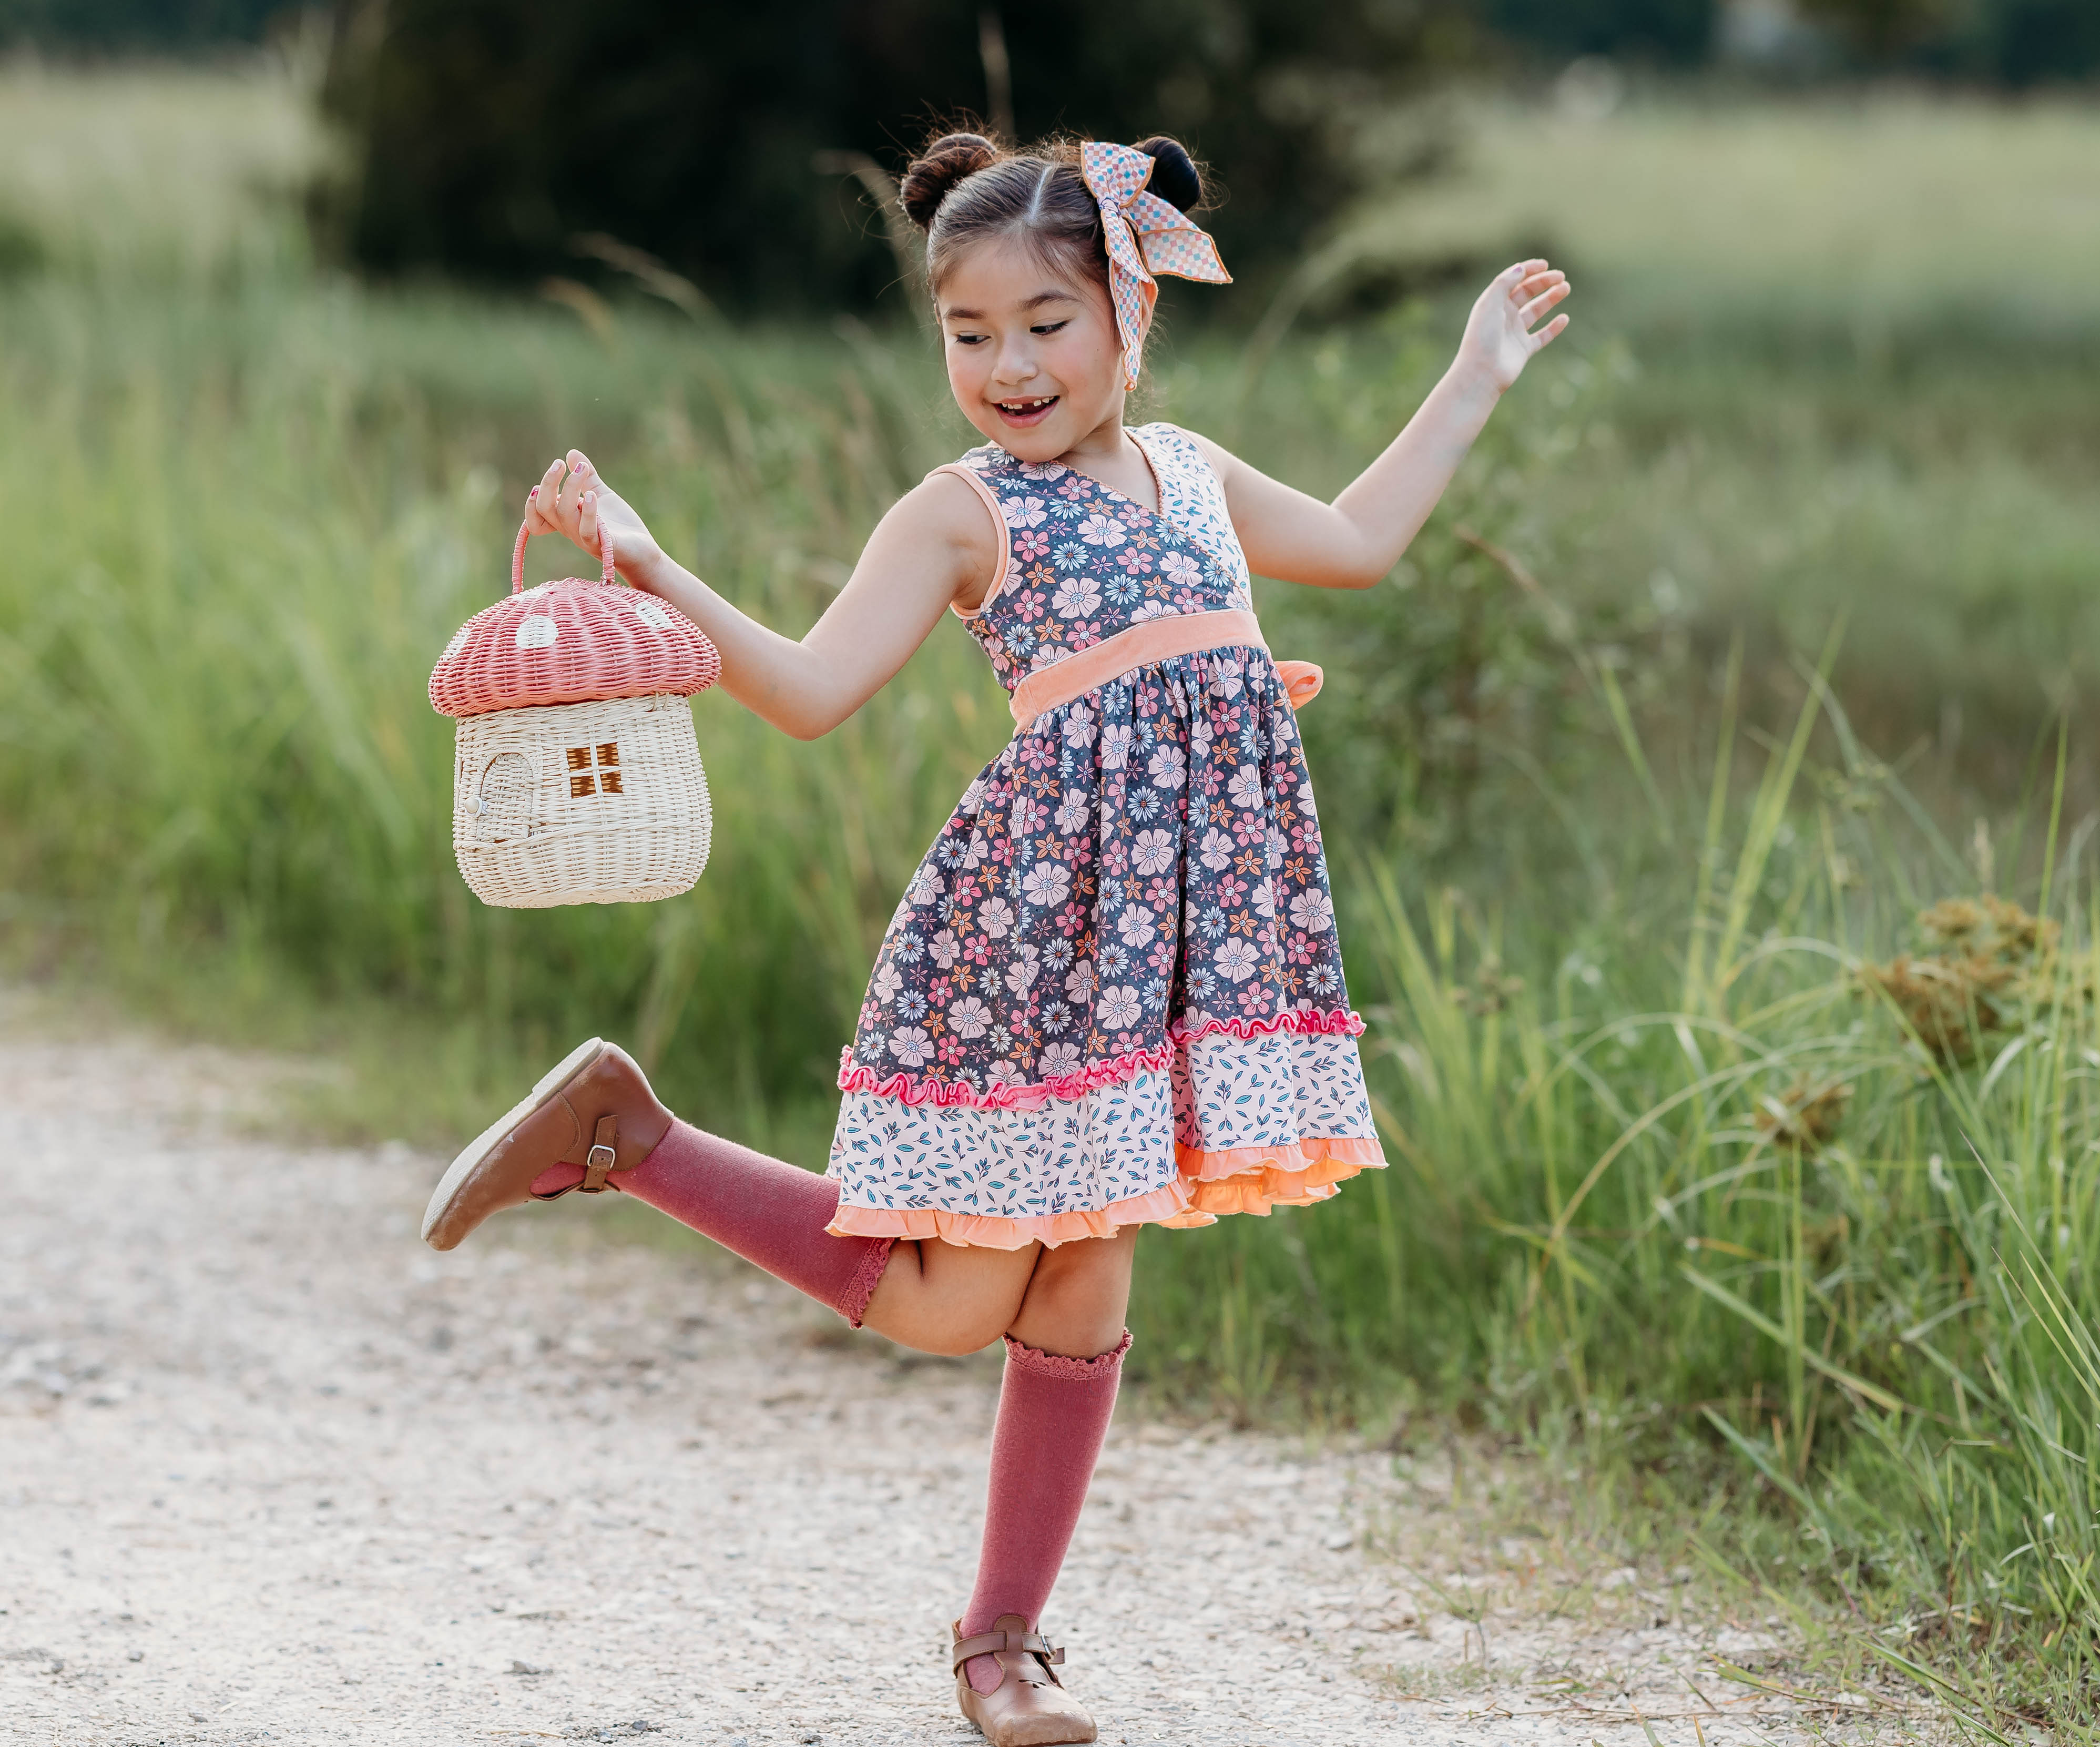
[566,742,622,801]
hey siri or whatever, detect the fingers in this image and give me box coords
[523,457,567,533]
[1528,311,1571,353]
[1519,279,1572,327]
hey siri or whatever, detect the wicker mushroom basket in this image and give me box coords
[430,516,722,908]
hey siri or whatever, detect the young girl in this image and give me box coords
[422,130,1568,1745]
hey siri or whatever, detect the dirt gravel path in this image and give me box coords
[1,1012,1913,1745]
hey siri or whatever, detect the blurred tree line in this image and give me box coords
[4,0,2094,307]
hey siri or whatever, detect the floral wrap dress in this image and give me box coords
[825,423,1384,1247]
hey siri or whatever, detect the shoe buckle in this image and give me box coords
[578,1115,620,1193]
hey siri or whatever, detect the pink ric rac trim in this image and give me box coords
[835,1007,1366,1113]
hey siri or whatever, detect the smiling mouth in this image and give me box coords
[994,395,1059,424]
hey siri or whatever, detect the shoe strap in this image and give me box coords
[952,1627,1064,1677]
[578,1114,619,1193]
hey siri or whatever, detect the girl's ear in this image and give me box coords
[1130,278,1158,347]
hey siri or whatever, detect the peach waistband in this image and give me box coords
[1008,610,1322,729]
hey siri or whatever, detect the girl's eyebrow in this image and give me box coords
[941,290,1080,322]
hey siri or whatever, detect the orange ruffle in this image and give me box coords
[825,1136,1385,1250]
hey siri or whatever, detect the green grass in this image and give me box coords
[6,60,2100,1726]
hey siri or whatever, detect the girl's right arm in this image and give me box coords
[525,452,996,741]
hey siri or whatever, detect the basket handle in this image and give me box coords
[511,489,617,595]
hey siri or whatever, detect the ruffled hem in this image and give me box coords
[824,1135,1385,1250]
[835,1007,1366,1113]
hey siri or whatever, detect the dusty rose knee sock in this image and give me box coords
[960,1329,1130,1695]
[531,1121,892,1327]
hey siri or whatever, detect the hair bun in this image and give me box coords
[1135,137,1204,214]
[900,131,1003,231]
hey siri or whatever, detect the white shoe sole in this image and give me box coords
[420,1037,607,1248]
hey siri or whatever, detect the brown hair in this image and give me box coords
[898,130,1207,297]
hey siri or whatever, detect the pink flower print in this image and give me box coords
[1227,764,1265,811]
[1009,795,1046,838]
[1289,889,1334,933]
[1039,1040,1083,1077]
[1267,826,1289,870]
[1217,875,1249,908]
[1100,724,1134,771]
[1236,981,1271,1014]
[888,1025,934,1067]
[987,1059,1028,1090]
[1014,587,1048,622]
[1054,791,1090,833]
[1116,547,1153,575]
[1129,598,1173,621]
[1251,877,1277,920]
[1147,938,1176,976]
[1020,459,1067,481]
[905,866,943,907]
[1020,860,1071,909]
[1160,550,1202,587]
[978,896,1017,939]
[1100,836,1129,877]
[1117,906,1156,949]
[872,961,904,1003]
[929,928,961,969]
[937,1032,966,1066]
[1065,959,1098,1002]
[950,873,983,910]
[1146,744,1187,790]
[1077,512,1127,548]
[1097,984,1143,1029]
[1015,528,1051,563]
[1051,576,1102,618]
[1003,944,1041,997]
[1061,702,1096,750]
[1214,938,1260,983]
[949,996,993,1039]
[1170,587,1206,614]
[958,828,989,870]
[1131,828,1176,876]
[1002,495,1048,530]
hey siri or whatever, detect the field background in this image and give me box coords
[4,54,2100,1727]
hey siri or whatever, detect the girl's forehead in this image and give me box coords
[938,238,1092,317]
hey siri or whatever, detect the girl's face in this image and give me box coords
[937,236,1139,462]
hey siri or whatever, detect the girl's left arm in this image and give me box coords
[1192,260,1571,591]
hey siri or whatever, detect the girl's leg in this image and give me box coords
[958,1228,1137,1698]
[421,1038,1044,1347]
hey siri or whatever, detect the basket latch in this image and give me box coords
[579,1114,620,1193]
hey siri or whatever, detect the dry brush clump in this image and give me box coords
[1857,894,2071,1063]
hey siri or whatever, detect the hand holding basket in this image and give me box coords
[429,509,722,908]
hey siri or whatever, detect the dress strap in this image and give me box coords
[928,462,1012,621]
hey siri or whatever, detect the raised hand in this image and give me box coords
[521,451,664,580]
[1456,260,1572,393]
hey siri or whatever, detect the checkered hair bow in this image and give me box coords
[1079,140,1231,390]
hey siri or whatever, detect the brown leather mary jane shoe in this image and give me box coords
[420,1038,672,1252]
[952,1616,1097,1746]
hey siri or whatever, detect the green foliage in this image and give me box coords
[319,0,1478,309]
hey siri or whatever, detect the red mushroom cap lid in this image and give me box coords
[430,520,722,718]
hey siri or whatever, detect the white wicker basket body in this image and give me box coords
[453,694,712,908]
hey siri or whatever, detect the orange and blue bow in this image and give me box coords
[1079,141,1231,390]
